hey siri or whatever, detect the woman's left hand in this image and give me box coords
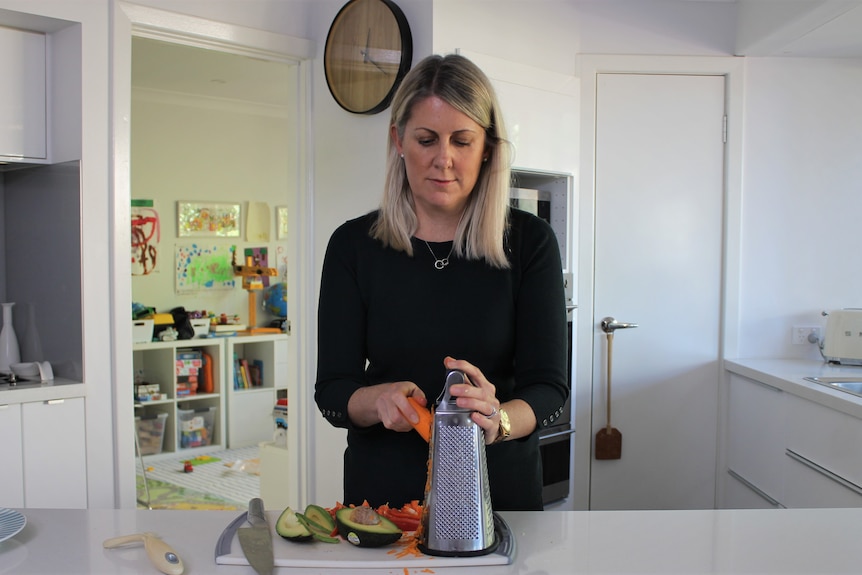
[443,356,502,444]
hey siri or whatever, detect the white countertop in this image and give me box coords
[0,378,86,404]
[4,507,862,574]
[725,358,862,418]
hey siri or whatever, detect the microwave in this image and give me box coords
[509,187,551,224]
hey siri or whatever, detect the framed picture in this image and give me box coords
[177,201,241,238]
[277,206,289,239]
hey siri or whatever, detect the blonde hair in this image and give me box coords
[371,54,512,269]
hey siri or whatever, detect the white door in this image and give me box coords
[589,73,725,509]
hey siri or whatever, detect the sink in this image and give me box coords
[804,376,862,398]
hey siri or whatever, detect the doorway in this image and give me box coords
[113,5,313,509]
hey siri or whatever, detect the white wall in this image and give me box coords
[130,90,291,325]
[736,57,862,359]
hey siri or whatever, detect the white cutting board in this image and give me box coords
[215,511,514,569]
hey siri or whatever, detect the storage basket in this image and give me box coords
[135,412,168,455]
[132,319,154,344]
[177,406,216,449]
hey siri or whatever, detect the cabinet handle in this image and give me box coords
[785,449,862,497]
[46,399,65,405]
[727,468,782,507]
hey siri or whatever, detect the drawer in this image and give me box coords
[785,394,862,487]
[783,449,862,508]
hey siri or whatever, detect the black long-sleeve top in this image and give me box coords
[314,208,568,511]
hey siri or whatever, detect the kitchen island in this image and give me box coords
[3,507,862,574]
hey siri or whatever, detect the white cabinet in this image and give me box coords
[0,25,47,161]
[0,403,24,507]
[134,334,288,454]
[22,398,87,508]
[722,369,862,509]
[724,374,786,507]
[133,339,225,458]
[225,334,288,448]
[782,394,862,508]
[0,397,87,509]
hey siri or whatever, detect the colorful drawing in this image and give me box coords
[177,201,241,237]
[132,199,160,276]
[175,244,236,292]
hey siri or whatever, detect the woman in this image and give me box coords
[315,54,568,511]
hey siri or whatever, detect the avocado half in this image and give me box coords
[275,507,313,542]
[335,507,402,547]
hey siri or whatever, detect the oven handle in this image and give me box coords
[539,427,575,441]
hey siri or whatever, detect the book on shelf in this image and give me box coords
[240,358,251,388]
[249,361,261,387]
[233,353,243,389]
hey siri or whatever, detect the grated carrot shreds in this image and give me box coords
[403,569,409,575]
[390,533,426,559]
[421,570,435,573]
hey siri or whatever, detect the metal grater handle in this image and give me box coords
[435,370,471,413]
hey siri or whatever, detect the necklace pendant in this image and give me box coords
[434,258,447,270]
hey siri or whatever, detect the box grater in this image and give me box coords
[419,370,497,557]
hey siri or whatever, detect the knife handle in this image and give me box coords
[247,497,268,529]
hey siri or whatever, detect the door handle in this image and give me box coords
[601,316,638,334]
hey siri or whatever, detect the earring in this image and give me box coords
[400,153,404,159]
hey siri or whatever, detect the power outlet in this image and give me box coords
[792,325,822,345]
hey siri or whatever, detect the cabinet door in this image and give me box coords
[0,403,24,507]
[785,394,862,487]
[0,26,47,160]
[725,374,786,505]
[228,389,275,448]
[22,398,87,508]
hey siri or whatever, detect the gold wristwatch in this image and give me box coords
[493,408,511,444]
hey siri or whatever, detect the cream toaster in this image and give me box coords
[823,309,862,365]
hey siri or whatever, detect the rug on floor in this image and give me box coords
[136,475,240,510]
[137,445,260,509]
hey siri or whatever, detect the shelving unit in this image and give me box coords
[133,338,224,459]
[225,333,288,448]
[133,333,288,457]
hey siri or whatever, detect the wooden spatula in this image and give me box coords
[596,331,622,459]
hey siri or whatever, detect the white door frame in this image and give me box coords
[573,54,744,510]
[111,2,315,509]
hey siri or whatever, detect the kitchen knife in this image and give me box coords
[238,498,274,575]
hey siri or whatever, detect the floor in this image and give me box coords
[136,445,260,510]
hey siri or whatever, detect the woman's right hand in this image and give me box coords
[348,381,428,432]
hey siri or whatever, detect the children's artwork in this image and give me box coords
[277,206,288,239]
[177,201,241,237]
[244,247,270,288]
[131,199,160,276]
[175,244,236,292]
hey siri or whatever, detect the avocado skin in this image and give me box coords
[335,508,402,547]
[275,507,314,542]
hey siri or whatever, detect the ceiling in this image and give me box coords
[131,36,293,108]
[130,1,862,106]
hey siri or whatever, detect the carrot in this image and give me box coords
[407,397,432,442]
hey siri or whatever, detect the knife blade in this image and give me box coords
[237,498,274,575]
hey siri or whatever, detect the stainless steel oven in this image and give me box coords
[539,285,575,505]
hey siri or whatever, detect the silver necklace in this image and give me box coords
[424,240,454,270]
